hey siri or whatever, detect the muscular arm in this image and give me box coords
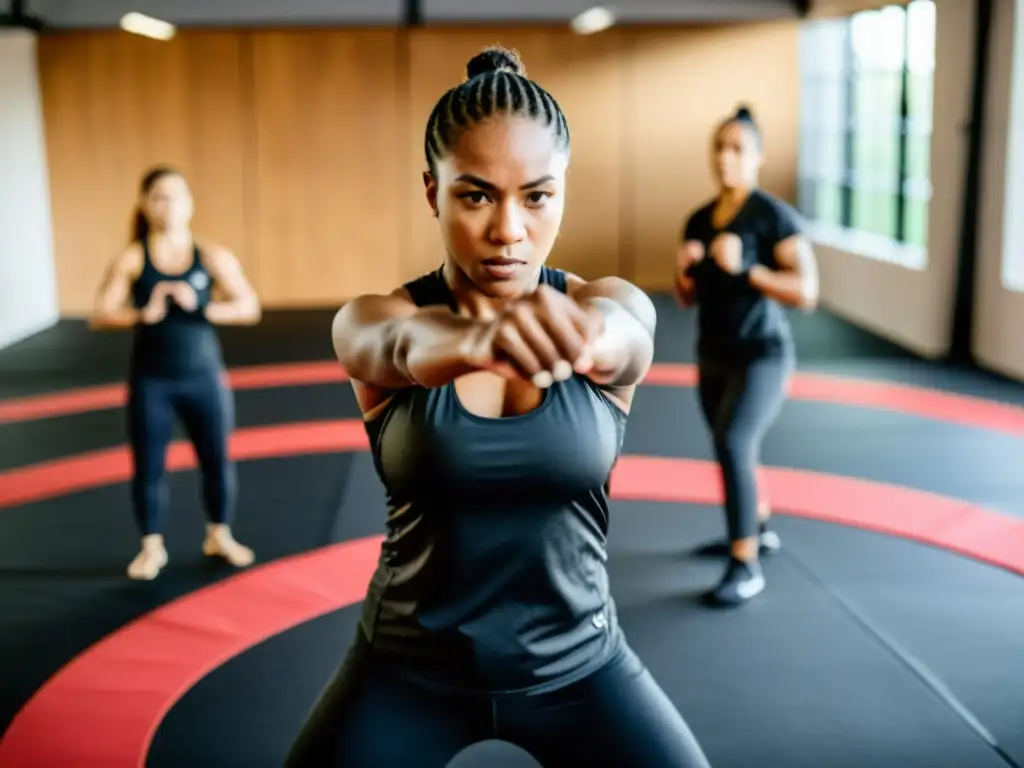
[201,245,262,325]
[567,275,657,388]
[748,235,819,310]
[89,246,145,330]
[333,289,481,392]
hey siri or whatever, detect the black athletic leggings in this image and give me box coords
[697,349,793,543]
[286,632,711,767]
[127,370,236,536]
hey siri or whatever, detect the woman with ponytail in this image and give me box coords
[90,166,262,581]
[286,46,710,768]
[676,105,820,607]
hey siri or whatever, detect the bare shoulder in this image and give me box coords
[111,241,145,278]
[194,238,239,271]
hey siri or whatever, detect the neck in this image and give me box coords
[719,185,753,206]
[149,227,191,249]
[442,259,541,318]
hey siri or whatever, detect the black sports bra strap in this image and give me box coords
[403,265,568,309]
[403,267,455,310]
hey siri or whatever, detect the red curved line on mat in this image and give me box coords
[1,361,1023,435]
[1,448,1023,768]
[0,535,384,768]
[0,421,368,508]
[0,362,348,425]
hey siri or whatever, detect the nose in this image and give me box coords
[489,201,527,246]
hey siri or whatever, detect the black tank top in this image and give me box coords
[130,240,223,378]
[359,266,629,695]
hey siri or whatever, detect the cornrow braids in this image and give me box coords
[423,46,571,174]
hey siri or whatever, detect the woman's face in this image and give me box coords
[712,121,762,191]
[142,173,194,233]
[425,115,568,299]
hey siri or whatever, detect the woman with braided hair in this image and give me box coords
[286,47,710,768]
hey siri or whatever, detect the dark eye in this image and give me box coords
[526,191,551,206]
[459,191,489,205]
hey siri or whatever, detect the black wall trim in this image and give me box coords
[949,0,995,363]
[403,0,423,27]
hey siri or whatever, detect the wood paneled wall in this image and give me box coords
[37,24,799,314]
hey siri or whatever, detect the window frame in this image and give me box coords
[797,0,936,266]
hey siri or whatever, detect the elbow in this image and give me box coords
[88,310,118,331]
[331,303,357,367]
[331,300,378,372]
[798,277,819,312]
[790,287,817,312]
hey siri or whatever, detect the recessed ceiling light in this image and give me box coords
[119,12,176,41]
[570,7,616,35]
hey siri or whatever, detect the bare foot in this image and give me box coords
[202,524,255,568]
[127,535,168,581]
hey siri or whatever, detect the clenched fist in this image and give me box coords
[460,284,604,388]
[708,233,744,275]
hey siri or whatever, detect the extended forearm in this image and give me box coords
[336,303,480,389]
[204,297,262,326]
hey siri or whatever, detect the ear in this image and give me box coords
[423,171,438,217]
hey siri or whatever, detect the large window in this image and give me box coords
[798,1,936,267]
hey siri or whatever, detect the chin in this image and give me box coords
[470,263,542,297]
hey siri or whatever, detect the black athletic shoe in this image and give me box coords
[703,557,766,607]
[691,523,782,559]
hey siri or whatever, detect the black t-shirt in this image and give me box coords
[682,188,803,360]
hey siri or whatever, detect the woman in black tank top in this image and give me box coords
[286,47,710,768]
[90,166,262,581]
[675,106,819,606]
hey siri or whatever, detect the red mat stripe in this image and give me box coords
[0,535,383,768]
[0,422,369,508]
[1,442,1023,767]
[2,361,1023,435]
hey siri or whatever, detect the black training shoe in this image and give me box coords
[703,557,766,607]
[691,524,783,559]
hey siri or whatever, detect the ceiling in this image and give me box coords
[5,0,801,28]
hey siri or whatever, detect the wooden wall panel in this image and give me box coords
[37,24,800,312]
[249,30,402,305]
[404,28,623,284]
[620,22,801,290]
[37,31,248,314]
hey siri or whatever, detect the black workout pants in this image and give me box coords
[127,370,236,536]
[697,350,793,542]
[286,633,711,767]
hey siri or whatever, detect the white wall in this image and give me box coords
[0,29,58,350]
[810,0,975,359]
[973,0,1024,381]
